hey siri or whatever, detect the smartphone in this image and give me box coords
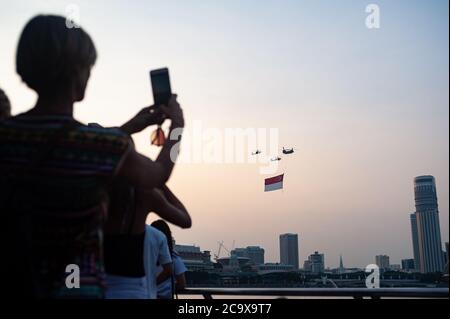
[150,68,172,106]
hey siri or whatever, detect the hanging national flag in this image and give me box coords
[264,174,284,192]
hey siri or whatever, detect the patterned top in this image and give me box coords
[0,114,132,298]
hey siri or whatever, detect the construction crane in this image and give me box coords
[214,241,224,261]
[214,241,234,261]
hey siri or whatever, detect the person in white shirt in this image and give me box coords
[151,220,188,299]
[144,225,173,299]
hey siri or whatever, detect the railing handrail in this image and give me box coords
[179,287,449,299]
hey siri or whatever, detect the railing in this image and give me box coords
[179,287,449,299]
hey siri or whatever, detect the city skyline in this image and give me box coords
[176,175,448,271]
[0,0,448,268]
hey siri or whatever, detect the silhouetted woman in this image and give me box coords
[104,181,191,299]
[0,15,184,299]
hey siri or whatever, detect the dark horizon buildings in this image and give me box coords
[375,255,390,270]
[402,259,416,272]
[231,246,265,265]
[304,251,325,274]
[410,175,445,273]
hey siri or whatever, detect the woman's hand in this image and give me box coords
[120,105,165,135]
[160,94,184,128]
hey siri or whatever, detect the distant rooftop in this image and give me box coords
[175,244,201,253]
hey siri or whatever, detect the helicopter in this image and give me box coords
[282,147,295,155]
[251,150,262,155]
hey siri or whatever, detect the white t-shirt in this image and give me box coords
[144,225,172,299]
[157,252,187,299]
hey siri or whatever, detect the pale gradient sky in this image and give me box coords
[0,0,448,268]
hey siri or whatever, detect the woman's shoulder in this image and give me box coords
[1,114,132,153]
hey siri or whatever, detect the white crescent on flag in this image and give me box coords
[264,174,284,192]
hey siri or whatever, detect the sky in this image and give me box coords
[0,0,448,268]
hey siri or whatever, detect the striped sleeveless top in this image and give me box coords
[0,114,132,298]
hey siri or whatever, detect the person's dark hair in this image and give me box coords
[16,15,97,95]
[0,88,11,120]
[151,220,173,254]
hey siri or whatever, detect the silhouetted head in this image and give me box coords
[151,220,173,254]
[16,15,97,102]
[0,88,11,120]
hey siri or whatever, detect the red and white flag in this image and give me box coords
[264,174,284,192]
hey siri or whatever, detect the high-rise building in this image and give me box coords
[303,260,312,272]
[306,251,325,274]
[230,246,265,265]
[279,233,299,269]
[230,248,246,258]
[401,259,416,272]
[411,175,445,273]
[410,213,420,271]
[375,255,390,270]
[245,246,265,265]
